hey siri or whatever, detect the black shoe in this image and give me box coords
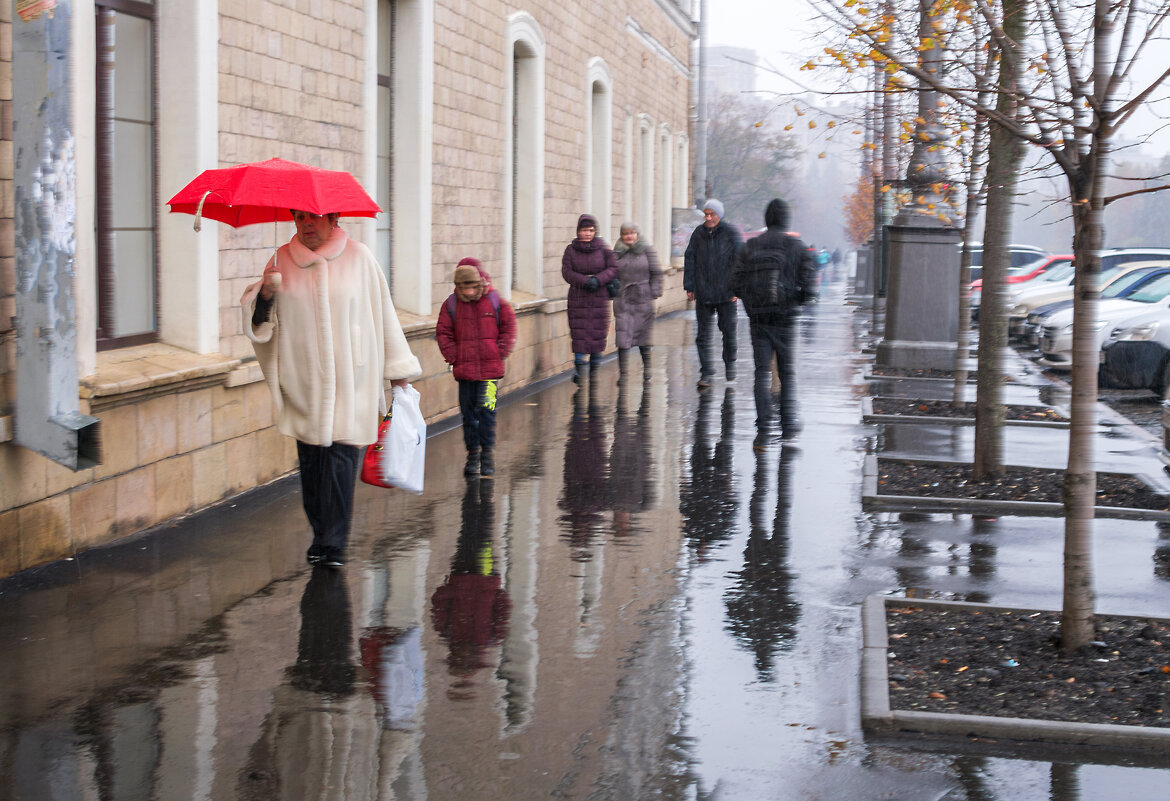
[306,543,323,565]
[725,363,737,381]
[321,546,346,567]
[480,449,495,477]
[697,374,714,389]
[464,450,481,476]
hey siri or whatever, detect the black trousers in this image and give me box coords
[296,440,362,550]
[749,316,798,433]
[458,379,498,452]
[695,300,738,377]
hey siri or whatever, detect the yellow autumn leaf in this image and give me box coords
[808,121,817,129]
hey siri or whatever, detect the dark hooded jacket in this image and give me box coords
[731,199,817,321]
[561,214,619,353]
[684,219,744,302]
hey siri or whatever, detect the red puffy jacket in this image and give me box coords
[436,288,517,381]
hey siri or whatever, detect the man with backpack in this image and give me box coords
[436,258,518,477]
[731,199,817,447]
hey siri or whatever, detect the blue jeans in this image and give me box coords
[749,317,798,433]
[695,300,738,377]
[297,441,362,550]
[459,379,498,452]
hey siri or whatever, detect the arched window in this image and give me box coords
[584,59,612,241]
[504,14,545,298]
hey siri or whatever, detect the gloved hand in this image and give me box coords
[584,276,600,292]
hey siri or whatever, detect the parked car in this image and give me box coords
[1100,311,1170,393]
[1037,270,1170,369]
[962,243,1049,282]
[1021,263,1170,347]
[1006,248,1170,340]
[970,254,1073,320]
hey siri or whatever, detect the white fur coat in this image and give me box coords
[242,228,421,447]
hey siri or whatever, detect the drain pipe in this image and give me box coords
[13,2,101,470]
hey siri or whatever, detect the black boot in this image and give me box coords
[617,348,630,382]
[572,361,587,384]
[480,449,495,477]
[640,346,652,375]
[464,449,481,476]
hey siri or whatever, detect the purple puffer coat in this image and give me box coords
[561,220,619,355]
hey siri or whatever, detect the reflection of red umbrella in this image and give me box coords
[166,157,380,230]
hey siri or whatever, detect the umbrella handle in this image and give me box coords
[193,190,212,232]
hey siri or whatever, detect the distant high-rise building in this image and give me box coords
[708,45,757,98]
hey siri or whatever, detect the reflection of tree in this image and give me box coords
[1155,522,1170,582]
[725,445,801,680]
[558,379,610,560]
[681,387,738,561]
[609,378,658,540]
[431,480,511,701]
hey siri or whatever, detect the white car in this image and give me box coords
[1038,271,1170,369]
[1006,250,1170,339]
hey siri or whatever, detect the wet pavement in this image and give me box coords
[3,280,1170,800]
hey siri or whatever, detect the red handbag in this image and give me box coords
[360,411,394,487]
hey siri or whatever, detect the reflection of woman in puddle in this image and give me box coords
[681,386,738,561]
[558,376,610,559]
[242,570,391,800]
[725,445,801,681]
[609,376,658,540]
[287,567,356,696]
[431,480,512,700]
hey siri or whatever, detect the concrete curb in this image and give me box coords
[860,595,1170,752]
[861,397,1070,429]
[861,455,1170,521]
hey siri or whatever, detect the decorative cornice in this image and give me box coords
[625,16,691,79]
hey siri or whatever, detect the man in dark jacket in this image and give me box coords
[684,199,744,387]
[731,198,816,445]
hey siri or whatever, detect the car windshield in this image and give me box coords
[1008,257,1048,277]
[1124,272,1170,303]
[1040,261,1075,283]
[1102,268,1161,298]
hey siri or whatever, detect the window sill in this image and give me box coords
[81,344,240,411]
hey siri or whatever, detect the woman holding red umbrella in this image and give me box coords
[242,210,421,568]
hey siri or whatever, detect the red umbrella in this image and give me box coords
[166,157,381,230]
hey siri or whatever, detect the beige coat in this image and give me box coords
[242,227,421,447]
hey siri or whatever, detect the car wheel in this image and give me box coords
[1159,356,1170,397]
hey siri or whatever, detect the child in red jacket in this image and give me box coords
[436,258,518,477]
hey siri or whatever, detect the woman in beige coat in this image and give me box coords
[243,211,421,567]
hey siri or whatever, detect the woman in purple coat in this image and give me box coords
[562,214,619,383]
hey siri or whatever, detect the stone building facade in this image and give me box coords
[0,0,695,577]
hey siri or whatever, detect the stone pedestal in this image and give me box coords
[875,223,961,370]
[852,245,873,298]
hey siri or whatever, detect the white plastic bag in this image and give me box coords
[381,384,426,494]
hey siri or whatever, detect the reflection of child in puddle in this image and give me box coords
[430,481,512,700]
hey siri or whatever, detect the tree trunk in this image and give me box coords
[972,0,1026,480]
[1062,184,1105,653]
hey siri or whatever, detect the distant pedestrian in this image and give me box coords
[436,258,517,478]
[561,214,619,383]
[684,199,744,388]
[612,221,664,378]
[731,198,817,447]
